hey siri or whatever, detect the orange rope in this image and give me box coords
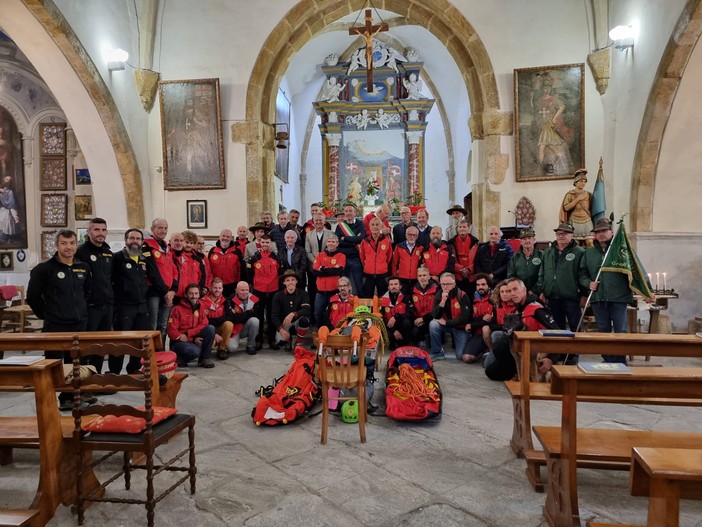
[393,363,440,402]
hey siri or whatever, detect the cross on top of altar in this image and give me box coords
[348,9,388,93]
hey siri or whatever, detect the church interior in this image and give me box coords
[1,1,702,525]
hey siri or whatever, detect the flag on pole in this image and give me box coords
[591,157,606,224]
[600,221,655,300]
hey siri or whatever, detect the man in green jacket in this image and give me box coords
[536,222,585,332]
[507,228,543,294]
[579,218,633,363]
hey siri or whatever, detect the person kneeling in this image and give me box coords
[226,281,260,355]
[167,283,217,368]
[271,270,311,351]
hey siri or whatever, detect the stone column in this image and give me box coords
[326,133,341,204]
[299,172,307,212]
[406,131,423,196]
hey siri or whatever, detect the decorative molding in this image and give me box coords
[587,47,611,95]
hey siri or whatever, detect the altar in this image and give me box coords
[313,40,435,209]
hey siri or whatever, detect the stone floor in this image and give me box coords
[1,345,702,527]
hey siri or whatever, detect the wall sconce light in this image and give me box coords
[105,48,130,71]
[274,123,289,149]
[609,25,635,51]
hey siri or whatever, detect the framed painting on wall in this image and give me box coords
[186,200,207,229]
[40,157,67,190]
[514,63,585,182]
[75,168,91,185]
[39,123,66,155]
[74,195,93,221]
[0,251,13,271]
[40,194,67,227]
[0,107,28,249]
[159,78,225,190]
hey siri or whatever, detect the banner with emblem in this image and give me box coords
[600,222,654,300]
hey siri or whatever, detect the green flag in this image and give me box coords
[601,222,655,300]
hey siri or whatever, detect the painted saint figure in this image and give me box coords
[0,176,20,242]
[533,79,573,175]
[559,168,592,243]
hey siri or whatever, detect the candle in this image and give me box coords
[648,273,652,286]
[663,272,667,291]
[655,272,660,291]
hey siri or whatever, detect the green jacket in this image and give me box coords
[579,242,634,304]
[536,240,585,300]
[507,246,544,293]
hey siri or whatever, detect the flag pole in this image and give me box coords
[575,214,626,332]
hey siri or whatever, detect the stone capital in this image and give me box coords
[587,47,611,95]
[406,131,423,144]
[325,133,342,147]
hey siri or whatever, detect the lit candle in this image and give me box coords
[655,272,660,291]
[648,273,652,285]
[663,272,667,291]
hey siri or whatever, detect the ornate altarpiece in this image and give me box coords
[313,43,434,211]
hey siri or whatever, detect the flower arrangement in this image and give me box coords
[366,178,380,197]
[405,190,425,206]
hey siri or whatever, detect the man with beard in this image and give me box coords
[335,201,366,295]
[381,276,413,350]
[226,281,260,355]
[110,229,155,373]
[199,278,230,359]
[462,274,493,364]
[422,226,454,284]
[484,278,571,381]
[75,217,113,375]
[428,272,472,361]
[410,267,437,347]
[449,219,479,295]
[327,276,355,328]
[507,228,543,294]
[143,218,178,346]
[167,282,216,368]
[208,228,244,297]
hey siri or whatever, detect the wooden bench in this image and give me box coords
[0,509,40,527]
[630,447,702,527]
[509,332,702,491]
[533,366,702,527]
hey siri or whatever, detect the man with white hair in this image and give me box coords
[475,226,514,284]
[392,206,416,246]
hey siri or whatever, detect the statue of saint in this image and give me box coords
[319,77,343,102]
[559,169,592,242]
[403,73,423,100]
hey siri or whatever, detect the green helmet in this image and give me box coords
[354,305,371,314]
[340,400,359,423]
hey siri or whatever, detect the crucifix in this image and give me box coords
[349,9,388,93]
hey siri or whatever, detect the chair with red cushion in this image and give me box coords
[69,335,196,527]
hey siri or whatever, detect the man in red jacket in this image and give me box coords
[227,281,260,355]
[249,234,280,349]
[199,278,232,360]
[167,283,216,368]
[172,230,206,302]
[423,226,455,283]
[450,219,479,296]
[391,225,422,294]
[359,216,393,297]
[327,276,355,328]
[410,266,437,347]
[381,276,413,349]
[208,229,244,297]
[463,274,493,363]
[312,234,346,328]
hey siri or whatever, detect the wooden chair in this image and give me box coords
[2,286,40,333]
[314,328,369,445]
[69,336,196,527]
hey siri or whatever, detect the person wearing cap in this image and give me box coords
[535,222,585,333]
[245,222,277,263]
[445,204,466,241]
[579,218,634,363]
[271,269,311,351]
[559,169,593,243]
[507,227,543,294]
[392,206,416,247]
[475,226,514,284]
[335,201,366,295]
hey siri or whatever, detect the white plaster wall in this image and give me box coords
[653,36,702,232]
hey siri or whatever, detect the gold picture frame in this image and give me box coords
[159,78,225,190]
[514,63,585,182]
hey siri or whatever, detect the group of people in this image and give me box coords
[25,193,633,410]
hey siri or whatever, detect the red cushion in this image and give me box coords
[81,406,177,434]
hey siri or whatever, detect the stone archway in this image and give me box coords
[0,0,145,228]
[630,0,702,232]
[234,0,511,228]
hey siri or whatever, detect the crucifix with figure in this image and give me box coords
[349,9,388,93]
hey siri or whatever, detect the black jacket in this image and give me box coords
[474,239,514,282]
[271,288,311,329]
[335,219,366,259]
[431,287,472,328]
[27,254,91,325]
[112,249,150,305]
[75,240,113,306]
[277,245,308,287]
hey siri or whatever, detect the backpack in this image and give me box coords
[385,346,442,421]
[252,346,320,425]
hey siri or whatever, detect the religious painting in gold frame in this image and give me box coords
[158,78,225,190]
[514,63,584,182]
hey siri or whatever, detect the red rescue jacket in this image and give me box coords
[313,250,346,293]
[229,293,259,335]
[381,291,408,323]
[412,282,437,319]
[167,299,209,342]
[328,293,355,328]
[391,242,422,280]
[451,234,478,282]
[250,251,280,293]
[143,238,178,293]
[359,235,392,275]
[422,242,453,278]
[208,244,242,286]
[173,250,205,298]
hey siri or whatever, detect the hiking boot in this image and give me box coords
[246,347,257,355]
[270,342,280,350]
[284,341,293,352]
[429,351,446,361]
[217,349,229,360]
[58,399,87,412]
[198,358,215,368]
[255,340,263,351]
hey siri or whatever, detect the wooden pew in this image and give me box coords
[629,447,702,527]
[508,332,702,491]
[0,510,40,527]
[533,366,702,527]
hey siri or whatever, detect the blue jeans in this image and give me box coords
[591,301,629,363]
[315,292,334,329]
[147,295,172,349]
[344,257,364,296]
[429,319,468,359]
[170,325,215,365]
[547,298,582,332]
